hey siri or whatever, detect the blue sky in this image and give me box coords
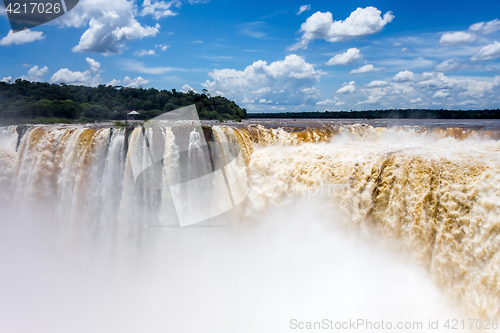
[1,0,500,112]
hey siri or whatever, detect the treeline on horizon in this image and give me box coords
[249,109,500,119]
[0,79,247,124]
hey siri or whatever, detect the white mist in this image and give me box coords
[0,197,465,333]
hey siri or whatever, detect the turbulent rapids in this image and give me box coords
[1,121,500,323]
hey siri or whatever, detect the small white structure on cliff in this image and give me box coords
[127,111,140,120]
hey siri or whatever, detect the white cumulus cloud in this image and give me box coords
[350,64,383,74]
[202,54,323,106]
[471,41,500,61]
[107,79,121,86]
[439,31,478,46]
[155,44,170,51]
[433,89,451,98]
[326,48,362,66]
[55,0,161,55]
[0,30,44,46]
[316,97,345,106]
[331,71,500,110]
[123,76,149,88]
[20,66,49,82]
[356,91,384,105]
[50,58,102,86]
[134,49,157,57]
[140,0,178,20]
[296,4,311,15]
[365,80,390,88]
[434,59,462,72]
[107,76,149,88]
[457,100,478,106]
[86,58,101,73]
[289,7,394,50]
[181,84,197,93]
[336,81,356,94]
[469,19,500,35]
[393,70,415,82]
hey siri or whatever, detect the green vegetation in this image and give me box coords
[0,80,247,124]
[249,109,500,119]
[113,120,131,127]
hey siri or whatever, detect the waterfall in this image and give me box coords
[1,122,500,326]
[239,124,500,319]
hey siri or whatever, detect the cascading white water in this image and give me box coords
[159,127,180,226]
[99,128,126,233]
[1,122,500,332]
[0,125,17,205]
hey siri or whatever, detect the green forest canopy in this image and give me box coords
[0,79,247,123]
